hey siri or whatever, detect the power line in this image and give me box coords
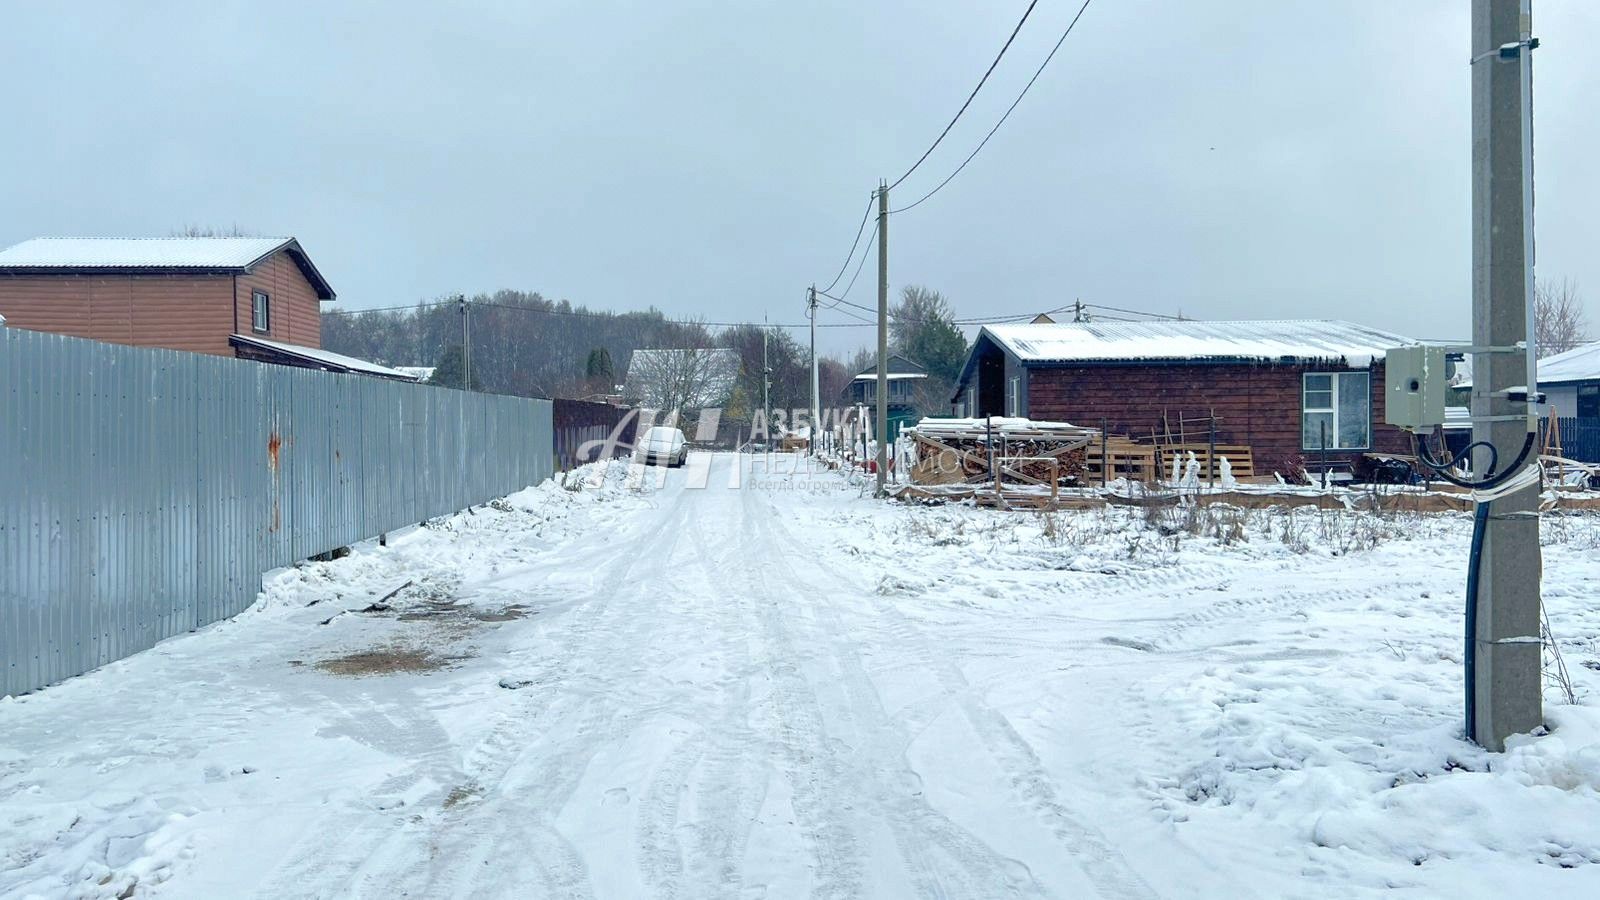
[824,219,879,304]
[891,0,1094,215]
[886,0,1040,193]
[326,296,887,330]
[1082,302,1185,321]
[818,194,876,295]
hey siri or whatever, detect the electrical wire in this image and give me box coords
[1083,302,1183,321]
[890,0,1094,215]
[818,194,876,295]
[1411,428,1536,492]
[326,297,887,330]
[827,219,878,303]
[887,0,1040,193]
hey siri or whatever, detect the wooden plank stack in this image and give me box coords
[1153,443,1256,480]
[908,418,1096,489]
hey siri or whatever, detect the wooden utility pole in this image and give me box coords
[875,181,889,496]
[1469,0,1542,750]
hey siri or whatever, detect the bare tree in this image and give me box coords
[1535,277,1589,357]
[623,320,737,429]
[168,224,261,237]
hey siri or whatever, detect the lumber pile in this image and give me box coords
[1084,438,1159,483]
[908,418,1096,489]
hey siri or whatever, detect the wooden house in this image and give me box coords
[950,319,1419,478]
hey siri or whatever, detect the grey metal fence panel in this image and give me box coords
[0,328,552,697]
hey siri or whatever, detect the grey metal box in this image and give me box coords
[1384,345,1448,430]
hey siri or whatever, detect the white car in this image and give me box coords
[635,426,688,467]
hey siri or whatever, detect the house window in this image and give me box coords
[1302,371,1371,450]
[1007,376,1021,417]
[251,291,270,333]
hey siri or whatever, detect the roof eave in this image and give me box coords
[244,238,336,301]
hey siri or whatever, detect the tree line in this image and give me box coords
[320,285,972,427]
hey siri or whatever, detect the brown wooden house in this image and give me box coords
[951,319,1418,478]
[0,236,336,357]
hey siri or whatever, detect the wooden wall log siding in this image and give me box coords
[0,248,326,356]
[233,252,323,348]
[0,274,234,355]
[1023,362,1410,476]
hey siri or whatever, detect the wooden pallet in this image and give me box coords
[1084,439,1159,483]
[1154,443,1255,480]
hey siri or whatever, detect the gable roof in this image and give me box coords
[1528,342,1600,385]
[0,237,336,300]
[983,319,1412,365]
[954,318,1417,398]
[229,334,416,381]
[851,354,928,381]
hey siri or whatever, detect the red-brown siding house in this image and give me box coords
[951,319,1419,478]
[0,236,412,380]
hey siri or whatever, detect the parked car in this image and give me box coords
[636,426,688,467]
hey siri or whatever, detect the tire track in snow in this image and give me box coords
[633,505,770,900]
[745,488,1048,899]
[254,481,698,899]
[413,492,710,899]
[764,504,1156,900]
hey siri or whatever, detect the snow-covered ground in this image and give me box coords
[4,452,1600,899]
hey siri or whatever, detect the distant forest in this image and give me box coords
[320,286,969,428]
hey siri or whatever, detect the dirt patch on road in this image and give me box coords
[315,647,446,677]
[471,605,528,622]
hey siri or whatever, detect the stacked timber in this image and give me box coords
[908,418,1097,488]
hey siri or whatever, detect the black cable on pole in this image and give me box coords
[1083,301,1183,321]
[891,0,1094,215]
[886,0,1040,193]
[831,219,878,302]
[818,194,876,295]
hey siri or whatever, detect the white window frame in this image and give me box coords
[1007,376,1021,417]
[1301,371,1371,450]
[251,290,270,333]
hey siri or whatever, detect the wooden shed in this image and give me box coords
[950,319,1419,478]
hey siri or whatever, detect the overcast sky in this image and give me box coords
[2,1,1595,357]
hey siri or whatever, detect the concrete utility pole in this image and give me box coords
[1470,0,1542,750]
[762,319,771,444]
[808,286,820,456]
[458,294,471,391]
[875,181,889,495]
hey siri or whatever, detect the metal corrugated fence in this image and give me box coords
[0,328,553,696]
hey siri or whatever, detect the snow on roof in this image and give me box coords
[981,319,1416,367]
[0,237,295,270]
[1527,342,1600,385]
[853,372,926,381]
[230,334,418,380]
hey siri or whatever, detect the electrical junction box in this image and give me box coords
[1384,345,1448,431]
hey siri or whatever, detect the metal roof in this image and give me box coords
[981,319,1415,366]
[1526,342,1600,385]
[0,237,292,269]
[229,334,417,380]
[0,236,337,300]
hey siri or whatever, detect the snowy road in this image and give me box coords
[5,452,1600,898]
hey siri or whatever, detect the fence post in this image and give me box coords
[1320,420,1329,491]
[1208,414,1216,490]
